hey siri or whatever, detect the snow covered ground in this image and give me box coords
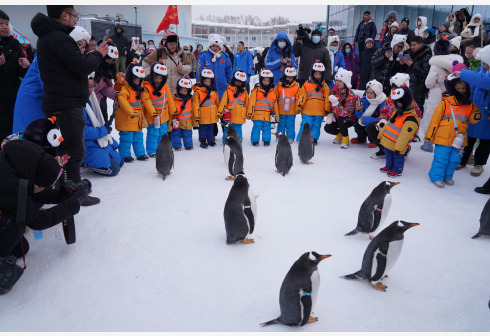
[1,111,489,332]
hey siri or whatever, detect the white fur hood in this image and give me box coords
[429,54,464,72]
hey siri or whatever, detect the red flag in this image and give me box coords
[156,5,179,33]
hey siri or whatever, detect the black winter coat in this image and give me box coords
[354,19,377,44]
[293,40,332,83]
[31,13,104,113]
[408,44,432,98]
[109,31,130,57]
[358,45,377,90]
[396,28,415,43]
[0,140,81,231]
[370,42,409,95]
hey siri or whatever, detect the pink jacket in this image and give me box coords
[94,78,116,103]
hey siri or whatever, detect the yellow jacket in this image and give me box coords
[378,107,421,154]
[192,84,219,124]
[142,81,176,126]
[247,87,279,122]
[115,81,154,132]
[274,81,300,115]
[217,85,249,125]
[296,81,331,116]
[173,94,197,130]
[424,95,480,147]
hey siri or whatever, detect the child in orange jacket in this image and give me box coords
[171,76,197,150]
[274,65,300,143]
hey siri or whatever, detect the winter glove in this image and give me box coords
[394,150,401,155]
[328,95,339,107]
[70,184,87,206]
[325,113,336,124]
[247,113,253,120]
[334,66,338,73]
[376,119,387,131]
[103,121,113,134]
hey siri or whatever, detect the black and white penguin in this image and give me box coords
[223,135,244,181]
[221,122,241,148]
[472,198,490,239]
[261,251,332,327]
[155,133,174,180]
[223,172,256,244]
[298,122,314,164]
[345,181,400,239]
[275,132,293,176]
[342,220,419,291]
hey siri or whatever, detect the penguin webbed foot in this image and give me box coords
[369,234,375,240]
[225,176,235,181]
[471,233,481,239]
[307,161,314,165]
[307,316,318,324]
[373,282,387,291]
[242,238,255,244]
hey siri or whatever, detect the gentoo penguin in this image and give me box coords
[342,220,419,291]
[223,135,244,181]
[345,181,400,239]
[472,198,490,239]
[221,122,241,148]
[275,132,293,176]
[261,252,332,327]
[223,172,256,244]
[155,133,174,180]
[298,122,314,164]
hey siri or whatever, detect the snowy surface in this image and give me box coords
[1,107,489,332]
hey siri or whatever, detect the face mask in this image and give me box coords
[329,46,338,53]
[345,48,351,54]
[312,36,321,44]
[278,41,286,49]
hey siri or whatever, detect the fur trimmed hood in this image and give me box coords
[429,54,464,72]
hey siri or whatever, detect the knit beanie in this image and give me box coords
[311,29,322,36]
[475,45,490,66]
[450,36,462,50]
[434,37,451,55]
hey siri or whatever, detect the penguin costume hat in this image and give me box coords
[298,122,314,164]
[23,117,64,157]
[223,172,257,244]
[223,135,244,181]
[261,251,332,327]
[345,181,400,239]
[275,132,293,176]
[472,198,490,239]
[149,61,168,95]
[342,220,419,291]
[155,133,174,180]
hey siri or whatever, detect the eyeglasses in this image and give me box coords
[77,43,86,50]
[65,11,79,22]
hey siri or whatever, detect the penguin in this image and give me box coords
[342,220,419,291]
[221,122,241,148]
[275,132,293,176]
[261,252,332,327]
[298,122,314,164]
[472,198,490,239]
[345,181,400,239]
[223,172,256,244]
[223,135,244,181]
[155,133,174,180]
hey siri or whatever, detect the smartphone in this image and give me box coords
[404,54,411,60]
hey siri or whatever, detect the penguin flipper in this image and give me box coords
[471,233,482,239]
[260,318,280,327]
[344,228,359,236]
[342,270,367,281]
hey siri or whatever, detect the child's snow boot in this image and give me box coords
[333,132,342,144]
[341,136,349,149]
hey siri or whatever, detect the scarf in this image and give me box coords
[86,91,113,149]
[210,50,223,63]
[361,92,387,120]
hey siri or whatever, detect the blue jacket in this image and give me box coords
[83,102,121,168]
[354,97,386,125]
[461,67,490,139]
[12,55,45,133]
[196,50,233,100]
[233,50,254,82]
[332,50,346,74]
[265,32,298,86]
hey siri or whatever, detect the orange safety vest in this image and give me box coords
[174,99,192,121]
[254,90,276,112]
[198,90,217,107]
[277,85,297,105]
[226,88,246,109]
[147,85,169,110]
[440,98,472,124]
[304,82,325,101]
[383,113,411,143]
[118,84,142,111]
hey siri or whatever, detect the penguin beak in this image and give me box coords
[319,254,332,260]
[403,222,420,230]
[391,182,400,186]
[271,132,277,136]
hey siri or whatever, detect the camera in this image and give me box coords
[0,256,24,294]
[60,179,81,199]
[296,24,311,42]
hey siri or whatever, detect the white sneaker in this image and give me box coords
[471,165,484,176]
[371,151,385,159]
[433,181,445,188]
[341,143,349,149]
[333,139,341,144]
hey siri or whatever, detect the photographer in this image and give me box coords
[0,140,87,260]
[293,26,331,87]
[354,11,377,56]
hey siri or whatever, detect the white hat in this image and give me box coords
[284,66,297,77]
[390,73,410,88]
[201,68,215,79]
[259,69,273,78]
[327,35,340,49]
[153,63,168,76]
[312,62,326,72]
[390,34,407,49]
[390,21,399,29]
[475,45,490,66]
[233,70,247,82]
[366,80,384,97]
[69,26,91,43]
[88,72,95,79]
[107,43,119,59]
[131,65,146,79]
[450,36,462,50]
[334,67,352,89]
[178,77,193,89]
[208,33,225,49]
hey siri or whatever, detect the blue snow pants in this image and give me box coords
[146,124,168,156]
[119,131,145,158]
[384,148,405,173]
[428,144,462,182]
[251,120,272,143]
[277,114,296,141]
[92,156,124,177]
[198,124,215,142]
[171,128,193,149]
[296,115,324,142]
[222,123,243,144]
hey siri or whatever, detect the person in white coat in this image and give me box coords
[421,38,463,152]
[414,16,428,37]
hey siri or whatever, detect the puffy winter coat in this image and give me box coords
[378,107,420,154]
[355,96,387,125]
[343,51,359,85]
[423,95,480,146]
[414,16,428,37]
[265,32,298,86]
[274,80,300,115]
[94,77,116,103]
[422,53,464,135]
[247,87,279,122]
[354,19,377,44]
[12,55,44,134]
[196,50,233,100]
[396,28,415,44]
[109,29,130,57]
[217,85,249,124]
[460,67,490,139]
[408,44,432,100]
[293,39,332,83]
[173,95,197,130]
[358,45,377,90]
[82,104,121,169]
[114,81,155,132]
[370,42,409,94]
[31,13,103,113]
[296,81,331,116]
[233,49,254,82]
[192,84,219,124]
[446,13,461,35]
[330,86,356,121]
[142,81,176,126]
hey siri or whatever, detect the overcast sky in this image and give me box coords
[192,5,328,23]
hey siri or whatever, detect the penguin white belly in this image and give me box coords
[223,145,230,166]
[373,194,391,235]
[385,239,404,274]
[310,270,320,312]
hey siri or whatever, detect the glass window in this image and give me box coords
[405,5,419,30]
[245,36,248,41]
[433,5,452,27]
[347,7,355,40]
[418,5,435,27]
[394,6,406,21]
[252,36,256,42]
[375,5,387,40]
